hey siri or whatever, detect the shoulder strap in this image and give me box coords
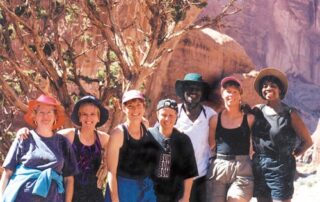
[73,128,81,145]
[177,104,183,118]
[94,130,102,149]
[121,124,130,141]
[216,112,222,130]
[201,105,207,118]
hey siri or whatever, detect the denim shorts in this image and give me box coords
[252,153,296,200]
[104,176,156,202]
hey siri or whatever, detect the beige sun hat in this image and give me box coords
[254,67,288,99]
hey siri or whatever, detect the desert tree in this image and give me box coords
[0,0,240,135]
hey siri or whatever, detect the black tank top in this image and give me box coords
[216,112,250,155]
[117,124,155,179]
[72,129,102,185]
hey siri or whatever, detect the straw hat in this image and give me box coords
[254,67,288,99]
[24,94,65,129]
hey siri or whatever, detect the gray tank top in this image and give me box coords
[252,103,297,156]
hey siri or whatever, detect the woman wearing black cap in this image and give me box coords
[16,95,110,202]
[251,67,313,202]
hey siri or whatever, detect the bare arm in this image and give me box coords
[247,114,255,158]
[107,127,124,202]
[291,110,313,157]
[208,115,218,152]
[96,131,110,189]
[64,176,74,202]
[179,177,194,202]
[57,128,76,143]
[0,169,13,200]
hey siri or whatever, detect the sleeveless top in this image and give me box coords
[175,104,216,178]
[216,112,250,155]
[252,104,297,156]
[72,129,102,186]
[117,124,156,179]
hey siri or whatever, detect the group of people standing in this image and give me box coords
[0,67,313,202]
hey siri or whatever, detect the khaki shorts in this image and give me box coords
[206,155,254,202]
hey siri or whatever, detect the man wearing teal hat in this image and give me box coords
[175,73,217,202]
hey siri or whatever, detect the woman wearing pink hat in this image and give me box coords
[105,90,157,202]
[14,95,110,202]
[0,94,78,202]
[207,77,255,202]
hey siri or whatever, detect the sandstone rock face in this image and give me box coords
[201,0,320,132]
[202,0,320,85]
[146,28,255,123]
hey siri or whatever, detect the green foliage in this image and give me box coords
[62,49,75,64]
[7,24,16,39]
[22,69,37,79]
[196,1,207,9]
[2,73,22,94]
[87,0,97,11]
[0,55,5,62]
[36,7,48,19]
[96,68,106,81]
[65,4,80,23]
[108,51,119,62]
[80,33,92,44]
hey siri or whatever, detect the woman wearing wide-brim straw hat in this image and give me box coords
[0,94,79,202]
[251,67,313,202]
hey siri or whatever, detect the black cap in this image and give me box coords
[157,99,178,112]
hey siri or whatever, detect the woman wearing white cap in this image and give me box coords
[251,67,313,202]
[105,90,157,202]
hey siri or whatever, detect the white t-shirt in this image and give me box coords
[175,104,216,178]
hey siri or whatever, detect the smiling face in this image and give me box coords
[261,81,281,101]
[221,85,242,108]
[123,98,145,122]
[157,107,177,131]
[78,103,100,128]
[183,84,203,108]
[33,104,56,129]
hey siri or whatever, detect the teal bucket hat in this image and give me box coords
[175,73,209,101]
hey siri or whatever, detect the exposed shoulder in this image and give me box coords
[209,114,218,125]
[97,130,110,146]
[57,128,75,136]
[109,125,124,145]
[57,128,76,143]
[247,113,255,123]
